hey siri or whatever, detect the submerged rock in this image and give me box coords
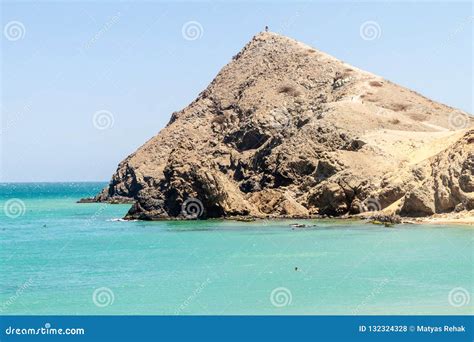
[368,214,402,225]
[290,223,306,228]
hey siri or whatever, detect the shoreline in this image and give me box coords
[115,212,474,227]
[76,198,474,226]
[403,217,474,226]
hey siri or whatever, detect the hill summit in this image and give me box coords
[90,32,473,220]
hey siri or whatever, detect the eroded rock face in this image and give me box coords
[398,130,474,215]
[91,32,473,219]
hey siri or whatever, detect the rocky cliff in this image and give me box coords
[90,32,474,220]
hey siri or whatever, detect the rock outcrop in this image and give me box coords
[88,32,474,220]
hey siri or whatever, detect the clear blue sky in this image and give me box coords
[1,1,472,182]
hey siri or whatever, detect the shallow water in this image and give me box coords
[0,183,472,315]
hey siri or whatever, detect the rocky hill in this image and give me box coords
[88,32,473,220]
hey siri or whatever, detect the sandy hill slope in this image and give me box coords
[89,32,473,220]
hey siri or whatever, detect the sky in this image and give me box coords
[1,1,472,182]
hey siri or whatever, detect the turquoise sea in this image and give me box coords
[0,183,472,315]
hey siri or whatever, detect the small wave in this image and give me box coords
[107,218,136,222]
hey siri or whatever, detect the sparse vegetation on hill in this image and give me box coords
[88,32,473,221]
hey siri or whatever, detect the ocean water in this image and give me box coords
[0,182,472,315]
